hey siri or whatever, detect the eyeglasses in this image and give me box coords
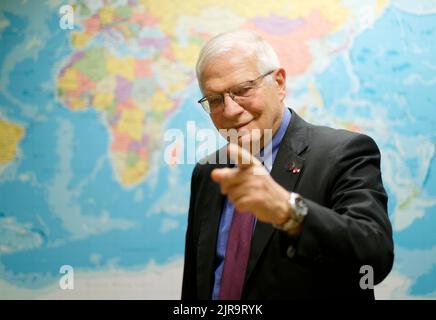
[197,70,275,114]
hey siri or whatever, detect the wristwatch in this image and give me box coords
[273,192,308,232]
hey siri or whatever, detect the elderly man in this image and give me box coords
[182,30,393,300]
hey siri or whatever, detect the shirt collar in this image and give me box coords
[260,107,292,172]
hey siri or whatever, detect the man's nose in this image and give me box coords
[222,93,244,117]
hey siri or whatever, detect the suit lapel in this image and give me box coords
[196,148,229,299]
[245,110,309,283]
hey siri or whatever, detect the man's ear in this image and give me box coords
[274,68,287,102]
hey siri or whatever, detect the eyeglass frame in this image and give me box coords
[197,69,276,114]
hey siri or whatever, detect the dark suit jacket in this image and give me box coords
[182,109,394,300]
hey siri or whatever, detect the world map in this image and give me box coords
[0,0,435,299]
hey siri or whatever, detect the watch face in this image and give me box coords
[295,198,302,207]
[294,197,302,210]
[294,195,308,219]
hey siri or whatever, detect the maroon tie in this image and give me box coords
[219,210,255,300]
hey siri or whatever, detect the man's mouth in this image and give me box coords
[234,121,251,131]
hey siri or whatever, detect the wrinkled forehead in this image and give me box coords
[199,51,259,93]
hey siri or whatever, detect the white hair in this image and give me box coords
[196,30,281,84]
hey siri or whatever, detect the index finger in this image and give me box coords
[227,143,262,169]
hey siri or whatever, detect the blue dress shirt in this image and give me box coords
[212,107,292,299]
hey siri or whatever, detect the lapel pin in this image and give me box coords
[289,162,301,174]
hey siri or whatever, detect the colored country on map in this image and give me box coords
[0,119,24,165]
